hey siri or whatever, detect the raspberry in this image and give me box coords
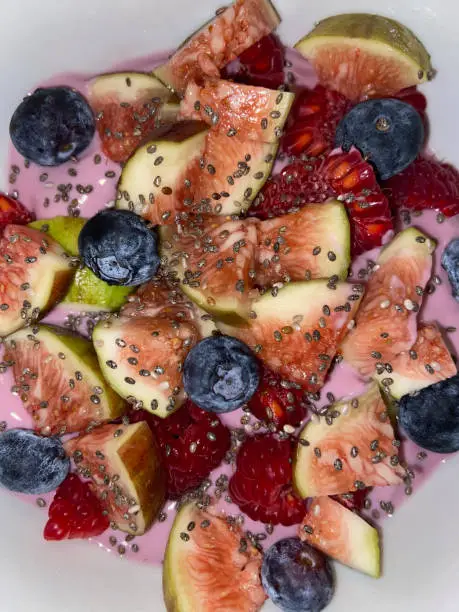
[249,149,393,255]
[0,193,34,234]
[130,400,231,499]
[382,156,459,218]
[222,34,285,89]
[248,364,309,431]
[332,488,372,513]
[229,434,306,526]
[44,474,109,541]
[281,86,352,157]
[394,87,428,124]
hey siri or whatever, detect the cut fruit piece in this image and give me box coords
[160,216,259,323]
[190,129,278,216]
[64,268,133,311]
[3,325,125,436]
[88,71,179,163]
[178,79,291,216]
[0,225,74,337]
[29,217,134,311]
[65,422,165,535]
[295,13,433,101]
[29,216,85,256]
[281,85,352,158]
[300,496,381,578]
[255,201,350,286]
[0,193,34,232]
[247,363,309,431]
[153,0,280,95]
[294,383,402,498]
[382,156,459,218]
[116,121,209,225]
[93,311,199,417]
[180,79,294,143]
[44,473,110,541]
[341,227,435,377]
[163,503,266,612]
[222,33,286,89]
[374,323,457,399]
[217,280,363,389]
[121,277,217,338]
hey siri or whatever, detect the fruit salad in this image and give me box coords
[1,0,459,610]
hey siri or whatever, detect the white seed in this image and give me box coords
[283,424,295,434]
[347,320,355,330]
[404,299,415,311]
[380,300,390,309]
[431,361,441,372]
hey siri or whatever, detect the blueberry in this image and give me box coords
[9,87,95,166]
[261,538,335,612]
[399,374,459,453]
[183,335,260,413]
[0,429,69,494]
[78,209,160,286]
[335,99,424,180]
[442,238,459,301]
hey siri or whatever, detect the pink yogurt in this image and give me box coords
[1,47,459,564]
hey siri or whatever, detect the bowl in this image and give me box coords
[0,0,458,610]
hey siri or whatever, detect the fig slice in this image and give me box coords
[4,325,125,436]
[179,78,294,144]
[295,13,433,101]
[217,279,364,389]
[87,71,179,163]
[160,215,259,323]
[29,217,134,311]
[163,503,266,612]
[65,421,165,535]
[116,120,209,225]
[93,310,199,417]
[300,496,381,577]
[0,225,74,337]
[374,322,457,399]
[153,0,281,95]
[293,383,403,499]
[255,201,351,286]
[341,227,435,378]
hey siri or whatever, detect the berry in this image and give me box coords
[0,429,69,495]
[248,364,309,430]
[44,473,109,540]
[442,238,459,301]
[229,434,306,526]
[261,538,335,612]
[130,400,231,499]
[335,99,424,180]
[399,374,459,453]
[183,335,260,413]
[10,87,95,166]
[332,488,371,512]
[382,156,459,218]
[78,209,160,286]
[222,34,285,89]
[249,149,393,255]
[0,194,34,233]
[395,87,428,124]
[281,85,352,157]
